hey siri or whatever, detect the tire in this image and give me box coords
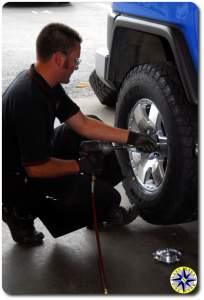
[89,70,117,107]
[115,63,198,225]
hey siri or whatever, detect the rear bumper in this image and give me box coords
[95,47,109,83]
[95,12,118,88]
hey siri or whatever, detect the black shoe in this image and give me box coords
[2,205,44,246]
[105,204,139,226]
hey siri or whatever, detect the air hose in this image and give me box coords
[91,174,108,295]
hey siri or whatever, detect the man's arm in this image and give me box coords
[25,158,80,178]
[66,111,129,143]
[25,111,155,179]
[25,111,121,179]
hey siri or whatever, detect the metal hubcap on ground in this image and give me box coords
[128,98,168,192]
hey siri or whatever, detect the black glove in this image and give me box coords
[127,131,158,153]
[78,152,104,175]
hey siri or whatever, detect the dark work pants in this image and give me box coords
[4,120,124,237]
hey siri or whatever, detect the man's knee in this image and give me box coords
[53,124,83,159]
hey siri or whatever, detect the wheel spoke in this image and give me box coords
[137,159,153,184]
[131,151,142,167]
[157,136,168,157]
[148,103,160,129]
[152,159,165,186]
[133,103,151,132]
[128,116,138,132]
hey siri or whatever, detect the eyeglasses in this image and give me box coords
[61,51,81,70]
[74,58,81,70]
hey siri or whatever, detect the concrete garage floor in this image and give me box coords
[2,204,198,295]
[2,94,199,295]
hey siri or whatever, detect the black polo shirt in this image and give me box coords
[3,64,80,175]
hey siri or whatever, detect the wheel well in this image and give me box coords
[108,27,175,89]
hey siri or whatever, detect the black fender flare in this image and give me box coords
[107,14,198,105]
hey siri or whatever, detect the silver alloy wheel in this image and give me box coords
[128,98,168,192]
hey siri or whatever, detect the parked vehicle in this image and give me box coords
[89,2,198,225]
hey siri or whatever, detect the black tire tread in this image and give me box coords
[115,63,197,224]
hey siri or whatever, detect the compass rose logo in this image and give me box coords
[170,266,197,294]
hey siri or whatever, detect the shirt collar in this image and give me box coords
[28,64,61,109]
[29,64,52,92]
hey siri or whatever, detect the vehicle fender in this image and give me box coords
[106,15,198,104]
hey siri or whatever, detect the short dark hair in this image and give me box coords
[36,23,82,61]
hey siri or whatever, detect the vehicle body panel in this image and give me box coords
[112,2,198,70]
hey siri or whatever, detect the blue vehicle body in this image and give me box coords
[112,2,198,71]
